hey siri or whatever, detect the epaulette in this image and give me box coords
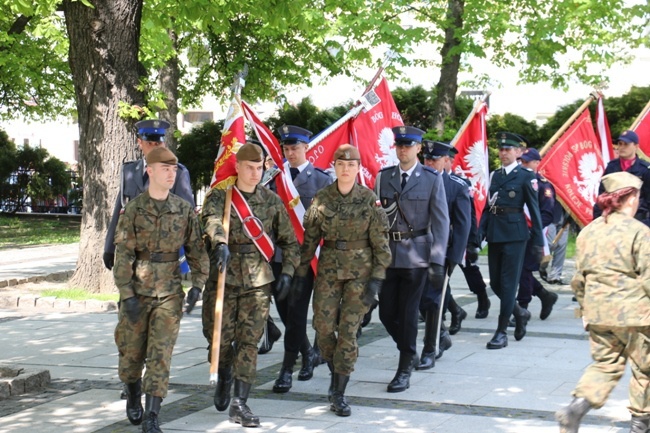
[637,158,650,168]
[522,167,533,172]
[421,166,439,175]
[379,165,397,173]
[314,167,330,176]
[539,175,549,182]
[122,159,138,167]
[450,173,467,186]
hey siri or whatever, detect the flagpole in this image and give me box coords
[629,99,650,130]
[450,92,490,147]
[539,94,596,156]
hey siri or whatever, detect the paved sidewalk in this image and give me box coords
[0,245,633,432]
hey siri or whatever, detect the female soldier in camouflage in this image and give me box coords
[556,171,650,433]
[291,144,391,417]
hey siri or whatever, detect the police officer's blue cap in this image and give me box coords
[422,140,451,159]
[278,125,312,145]
[617,130,639,144]
[136,119,170,142]
[496,131,528,148]
[520,147,541,162]
[393,126,426,146]
[448,146,459,158]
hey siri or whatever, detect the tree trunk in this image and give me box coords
[63,0,145,293]
[159,30,180,152]
[432,0,464,136]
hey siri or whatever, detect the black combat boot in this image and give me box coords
[448,296,467,335]
[298,337,317,381]
[326,361,334,402]
[538,287,558,320]
[273,351,298,393]
[435,322,452,359]
[142,394,163,433]
[416,307,439,370]
[513,304,531,341]
[229,379,260,427]
[387,352,417,393]
[125,379,144,425]
[630,415,650,433]
[486,315,509,349]
[258,317,282,355]
[330,373,351,417]
[214,367,233,411]
[555,397,592,433]
[313,339,327,366]
[475,291,491,319]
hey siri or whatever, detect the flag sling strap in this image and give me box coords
[230,186,275,261]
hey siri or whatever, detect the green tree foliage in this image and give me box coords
[176,120,223,192]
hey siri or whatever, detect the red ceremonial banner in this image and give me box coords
[451,102,489,225]
[538,109,605,227]
[351,78,404,189]
[306,119,353,176]
[211,96,246,189]
[633,105,650,159]
[596,96,615,165]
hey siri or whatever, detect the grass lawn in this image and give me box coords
[41,288,120,302]
[0,214,80,248]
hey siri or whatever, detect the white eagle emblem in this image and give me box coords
[572,152,603,204]
[375,127,400,168]
[454,140,488,201]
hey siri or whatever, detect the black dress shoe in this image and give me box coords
[548,278,567,285]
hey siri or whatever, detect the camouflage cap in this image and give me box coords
[236,142,263,162]
[145,147,178,165]
[601,171,642,193]
[333,144,361,161]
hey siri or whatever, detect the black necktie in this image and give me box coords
[401,173,408,190]
[290,167,299,181]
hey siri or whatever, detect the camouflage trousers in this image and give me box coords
[574,325,650,416]
[202,282,271,384]
[312,276,367,376]
[114,293,183,398]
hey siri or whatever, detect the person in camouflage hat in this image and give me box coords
[200,142,300,427]
[113,146,209,433]
[291,144,391,417]
[556,171,650,433]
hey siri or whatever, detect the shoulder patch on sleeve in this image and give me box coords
[531,178,538,191]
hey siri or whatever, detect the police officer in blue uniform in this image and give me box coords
[516,148,558,320]
[593,130,650,226]
[375,126,449,392]
[104,119,195,271]
[266,125,332,393]
[416,140,470,370]
[479,132,543,350]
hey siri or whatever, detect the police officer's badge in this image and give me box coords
[544,189,552,197]
[399,126,406,134]
[282,125,289,134]
[531,178,538,191]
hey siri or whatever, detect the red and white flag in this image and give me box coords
[306,117,354,175]
[450,102,489,224]
[538,109,604,227]
[632,102,650,159]
[211,95,245,189]
[596,95,615,165]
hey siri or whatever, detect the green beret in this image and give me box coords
[601,171,642,193]
[236,142,263,162]
[145,147,178,165]
[333,144,360,161]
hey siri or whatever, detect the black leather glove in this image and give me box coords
[428,263,446,291]
[532,245,544,264]
[445,259,457,276]
[275,274,293,302]
[362,278,383,307]
[103,252,114,270]
[288,275,307,306]
[122,296,140,324]
[211,243,231,273]
[185,286,202,314]
[466,247,480,264]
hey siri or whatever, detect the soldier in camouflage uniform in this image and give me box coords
[200,143,299,427]
[113,147,209,433]
[556,171,650,433]
[292,144,391,417]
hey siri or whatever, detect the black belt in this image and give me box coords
[228,243,257,253]
[388,228,429,242]
[490,206,522,215]
[135,251,179,262]
[322,239,370,250]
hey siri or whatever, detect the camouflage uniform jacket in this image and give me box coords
[113,191,209,300]
[201,185,300,288]
[296,182,391,281]
[572,211,650,327]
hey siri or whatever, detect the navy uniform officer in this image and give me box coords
[266,125,332,393]
[104,119,195,271]
[593,130,650,227]
[479,132,544,350]
[516,148,558,320]
[375,126,450,392]
[417,140,471,370]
